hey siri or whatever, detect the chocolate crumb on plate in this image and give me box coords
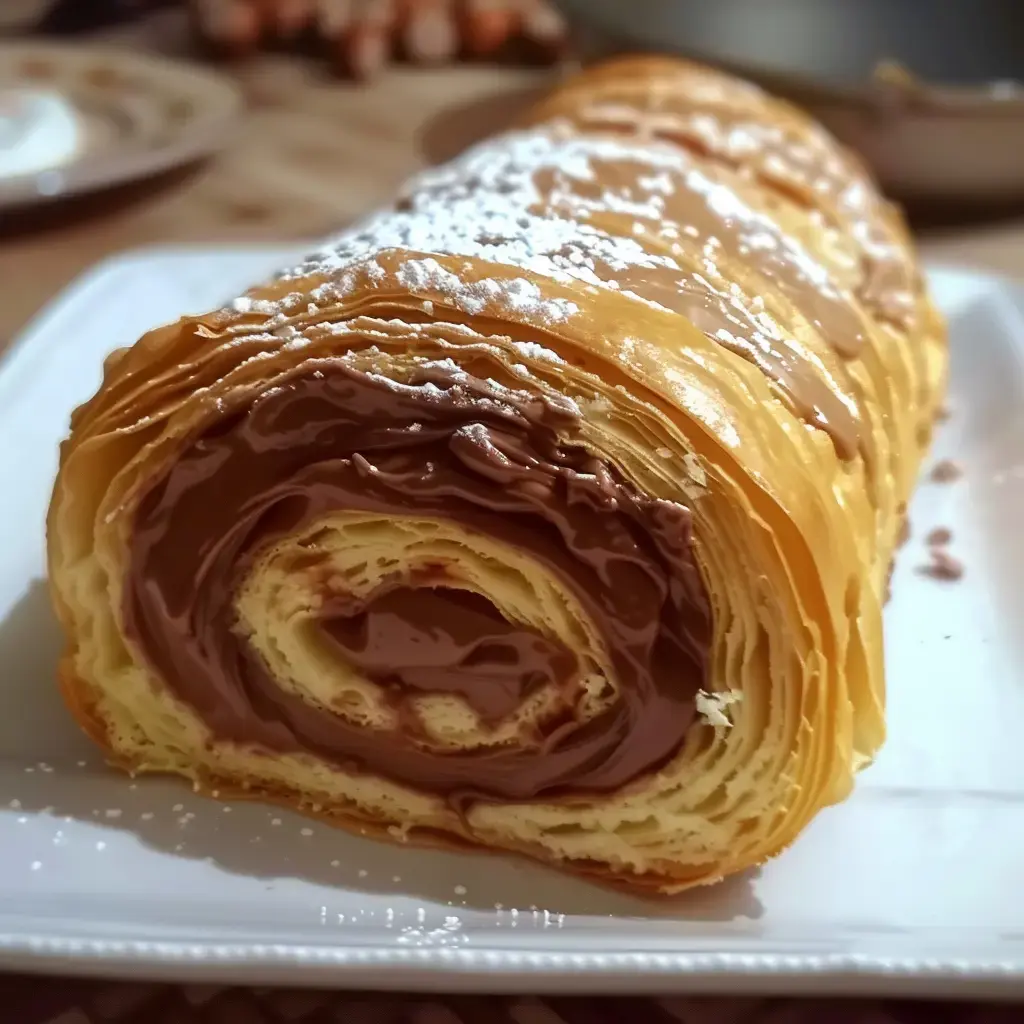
[918,548,964,581]
[926,526,952,547]
[930,459,963,483]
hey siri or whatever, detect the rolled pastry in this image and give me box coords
[47,56,946,892]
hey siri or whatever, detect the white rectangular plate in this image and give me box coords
[2,247,1023,999]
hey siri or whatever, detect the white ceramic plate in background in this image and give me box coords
[556,0,1024,204]
[0,247,1023,998]
[0,43,241,210]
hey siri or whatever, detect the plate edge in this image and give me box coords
[3,248,1023,994]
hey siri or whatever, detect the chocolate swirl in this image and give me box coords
[123,361,712,801]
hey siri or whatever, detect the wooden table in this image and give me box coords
[3,17,1024,348]
[0,25,555,348]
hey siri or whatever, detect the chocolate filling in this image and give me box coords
[320,587,577,724]
[124,361,712,801]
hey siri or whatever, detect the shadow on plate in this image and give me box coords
[0,579,96,762]
[0,163,206,242]
[0,579,762,922]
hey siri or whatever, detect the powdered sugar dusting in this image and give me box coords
[212,121,881,466]
[394,258,463,301]
[396,258,577,323]
[638,170,675,195]
[259,122,848,372]
[231,293,305,316]
[512,340,563,363]
[264,127,707,325]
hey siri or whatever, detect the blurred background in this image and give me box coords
[4,0,1024,350]
[0,0,573,343]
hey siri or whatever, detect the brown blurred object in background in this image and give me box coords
[190,0,568,78]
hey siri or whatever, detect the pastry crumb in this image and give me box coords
[683,452,707,488]
[696,689,742,728]
[918,549,964,581]
[930,459,962,483]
